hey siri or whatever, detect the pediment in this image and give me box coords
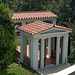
[39,28,66,35]
[41,29,65,35]
[33,27,71,37]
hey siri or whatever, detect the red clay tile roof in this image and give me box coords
[18,20,72,35]
[12,11,58,20]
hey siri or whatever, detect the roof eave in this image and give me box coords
[12,16,58,21]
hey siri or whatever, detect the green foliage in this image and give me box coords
[70,21,75,40]
[71,41,75,48]
[0,3,18,69]
[0,3,15,35]
[68,21,75,64]
[68,49,75,65]
[71,0,75,21]
[0,64,40,75]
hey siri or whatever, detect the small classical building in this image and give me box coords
[12,11,72,70]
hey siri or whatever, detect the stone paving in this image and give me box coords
[37,64,70,75]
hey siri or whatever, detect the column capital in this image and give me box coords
[48,37,52,39]
[20,33,27,38]
[57,36,61,38]
[41,38,45,40]
[63,34,69,37]
[33,38,39,41]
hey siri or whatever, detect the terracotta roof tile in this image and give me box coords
[18,20,72,35]
[12,11,58,20]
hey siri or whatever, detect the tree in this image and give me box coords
[70,21,75,40]
[68,49,75,65]
[71,0,75,21]
[0,3,17,69]
[68,21,75,65]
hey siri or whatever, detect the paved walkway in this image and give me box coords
[37,64,70,75]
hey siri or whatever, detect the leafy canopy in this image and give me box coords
[0,3,18,69]
[68,49,75,65]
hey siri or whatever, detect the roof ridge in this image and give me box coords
[13,11,50,14]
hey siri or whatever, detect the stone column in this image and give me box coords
[62,35,69,64]
[29,38,31,57]
[21,22,26,26]
[48,38,51,57]
[24,36,27,56]
[20,34,27,63]
[40,38,45,68]
[30,38,39,70]
[53,37,55,50]
[30,38,33,68]
[56,36,60,65]
[52,18,57,25]
[20,34,23,63]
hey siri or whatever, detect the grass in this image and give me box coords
[0,63,40,75]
